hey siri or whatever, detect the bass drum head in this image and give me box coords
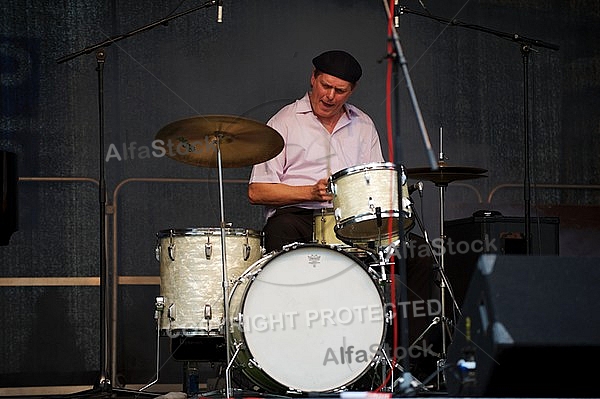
[230,244,386,393]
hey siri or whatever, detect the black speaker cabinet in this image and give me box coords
[0,150,18,245]
[169,336,226,361]
[445,254,600,397]
[444,214,559,311]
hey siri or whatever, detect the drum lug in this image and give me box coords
[154,243,161,262]
[168,244,176,261]
[329,180,337,195]
[248,358,262,370]
[334,207,342,221]
[154,296,165,320]
[243,243,251,261]
[168,230,176,261]
[385,309,394,326]
[282,242,297,252]
[205,242,213,259]
[204,304,212,320]
[364,170,371,184]
[167,303,176,321]
[232,312,243,325]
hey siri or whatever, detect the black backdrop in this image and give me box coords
[1,0,599,390]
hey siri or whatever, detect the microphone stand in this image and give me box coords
[395,5,559,254]
[55,1,218,395]
[56,1,218,63]
[381,0,437,394]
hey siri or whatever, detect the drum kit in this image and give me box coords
[148,115,487,396]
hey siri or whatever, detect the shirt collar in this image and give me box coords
[298,92,355,119]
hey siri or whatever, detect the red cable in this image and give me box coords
[375,0,398,393]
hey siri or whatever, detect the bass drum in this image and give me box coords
[229,244,387,394]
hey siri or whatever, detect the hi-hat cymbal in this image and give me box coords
[406,162,488,185]
[155,115,284,168]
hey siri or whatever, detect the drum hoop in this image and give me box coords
[157,227,262,238]
[330,161,398,181]
[335,210,401,227]
[159,328,220,337]
[279,242,368,262]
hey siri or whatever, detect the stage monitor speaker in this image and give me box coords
[445,254,600,397]
[444,213,559,311]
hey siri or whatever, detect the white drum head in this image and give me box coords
[238,245,385,392]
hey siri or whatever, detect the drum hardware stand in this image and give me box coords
[382,0,441,391]
[224,341,244,395]
[138,296,166,393]
[406,195,460,352]
[210,133,235,399]
[430,134,464,390]
[372,166,418,396]
[375,335,427,394]
[381,2,439,391]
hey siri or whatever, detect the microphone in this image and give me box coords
[408,181,423,197]
[217,0,223,23]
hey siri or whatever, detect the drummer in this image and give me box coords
[248,49,384,253]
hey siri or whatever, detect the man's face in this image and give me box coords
[309,71,355,120]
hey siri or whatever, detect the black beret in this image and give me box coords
[312,50,362,84]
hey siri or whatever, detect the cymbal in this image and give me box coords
[155,115,284,168]
[406,162,488,185]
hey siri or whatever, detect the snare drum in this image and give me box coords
[313,208,344,246]
[229,244,387,394]
[313,208,378,259]
[156,227,262,337]
[330,162,414,243]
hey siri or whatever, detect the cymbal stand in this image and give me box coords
[211,133,235,398]
[431,130,462,389]
[405,191,453,358]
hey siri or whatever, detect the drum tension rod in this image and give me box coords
[154,296,165,320]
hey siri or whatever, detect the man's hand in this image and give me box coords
[311,178,333,202]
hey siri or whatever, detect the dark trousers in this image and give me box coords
[262,207,315,253]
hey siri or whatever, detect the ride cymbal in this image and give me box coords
[406,162,488,185]
[155,115,284,168]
